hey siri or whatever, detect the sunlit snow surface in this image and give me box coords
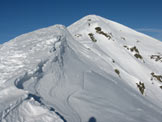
[0,15,162,122]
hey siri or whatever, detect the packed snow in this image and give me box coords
[0,15,162,122]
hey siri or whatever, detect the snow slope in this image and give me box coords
[0,15,162,122]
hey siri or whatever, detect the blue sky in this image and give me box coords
[0,0,162,44]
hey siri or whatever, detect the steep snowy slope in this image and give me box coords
[68,15,162,105]
[0,15,162,122]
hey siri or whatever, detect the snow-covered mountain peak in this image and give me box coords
[11,24,66,43]
[0,24,69,86]
[1,15,162,122]
[69,15,161,44]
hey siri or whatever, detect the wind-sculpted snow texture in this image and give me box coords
[0,15,162,122]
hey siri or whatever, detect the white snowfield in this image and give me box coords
[0,15,162,122]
